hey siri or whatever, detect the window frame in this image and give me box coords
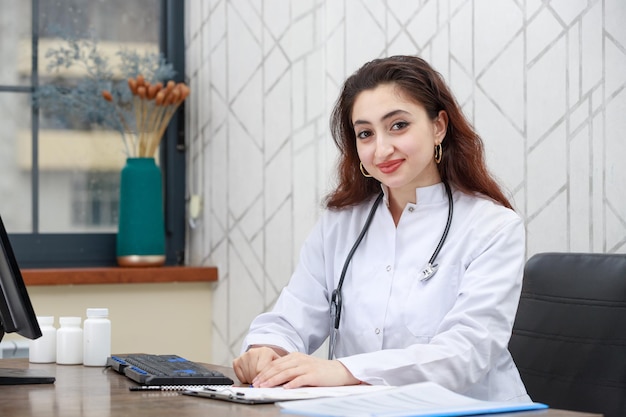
[3,0,186,268]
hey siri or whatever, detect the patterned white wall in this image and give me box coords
[184,0,626,364]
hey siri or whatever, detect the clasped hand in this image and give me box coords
[233,346,360,388]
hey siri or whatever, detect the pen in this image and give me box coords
[130,386,165,391]
[130,385,218,391]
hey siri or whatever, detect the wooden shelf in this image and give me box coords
[22,266,218,286]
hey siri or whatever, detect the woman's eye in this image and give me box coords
[391,121,408,130]
[356,130,372,139]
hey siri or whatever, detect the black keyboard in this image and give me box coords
[107,354,234,386]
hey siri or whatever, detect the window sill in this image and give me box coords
[22,266,218,286]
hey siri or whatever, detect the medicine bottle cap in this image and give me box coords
[86,308,109,318]
[59,316,82,326]
[36,316,54,325]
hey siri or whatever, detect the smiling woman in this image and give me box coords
[0,0,186,268]
[232,55,530,404]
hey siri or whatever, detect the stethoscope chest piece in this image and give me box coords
[421,263,439,281]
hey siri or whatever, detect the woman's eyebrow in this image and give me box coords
[353,109,410,127]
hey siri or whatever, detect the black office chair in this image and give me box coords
[509,252,626,417]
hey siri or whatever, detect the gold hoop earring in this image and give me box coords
[359,162,373,178]
[434,143,443,164]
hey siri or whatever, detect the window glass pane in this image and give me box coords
[0,1,31,86]
[40,0,160,42]
[0,92,33,232]
[37,0,161,233]
[37,120,125,233]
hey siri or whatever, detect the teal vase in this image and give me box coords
[116,157,166,267]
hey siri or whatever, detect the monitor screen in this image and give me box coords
[0,215,55,384]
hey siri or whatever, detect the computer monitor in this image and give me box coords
[0,214,55,384]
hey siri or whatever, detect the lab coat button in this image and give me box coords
[408,207,414,212]
[386,265,392,272]
[375,328,380,335]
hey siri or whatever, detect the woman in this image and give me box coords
[233,55,529,402]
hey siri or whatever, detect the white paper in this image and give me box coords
[276,382,548,417]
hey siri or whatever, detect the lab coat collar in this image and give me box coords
[380,182,448,208]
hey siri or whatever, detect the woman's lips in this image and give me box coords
[377,159,403,174]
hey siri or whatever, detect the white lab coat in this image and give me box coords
[243,183,530,402]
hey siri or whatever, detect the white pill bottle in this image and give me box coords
[56,317,83,365]
[82,308,111,367]
[29,316,57,363]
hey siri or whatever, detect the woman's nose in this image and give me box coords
[374,134,394,159]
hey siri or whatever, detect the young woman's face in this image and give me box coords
[352,83,447,195]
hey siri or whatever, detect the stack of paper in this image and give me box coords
[276,382,548,417]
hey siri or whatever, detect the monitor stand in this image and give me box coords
[0,368,55,385]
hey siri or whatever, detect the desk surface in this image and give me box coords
[0,358,602,417]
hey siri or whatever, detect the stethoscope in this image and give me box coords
[328,182,453,359]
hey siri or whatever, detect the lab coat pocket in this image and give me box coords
[403,262,463,339]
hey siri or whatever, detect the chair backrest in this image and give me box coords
[509,252,626,417]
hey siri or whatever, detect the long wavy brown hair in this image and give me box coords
[325,55,512,210]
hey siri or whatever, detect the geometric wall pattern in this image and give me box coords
[184,0,626,365]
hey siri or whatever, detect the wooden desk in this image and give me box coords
[0,358,602,417]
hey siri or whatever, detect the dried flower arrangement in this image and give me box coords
[102,76,189,158]
[35,34,188,158]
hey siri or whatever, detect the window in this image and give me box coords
[71,172,119,229]
[0,0,186,268]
